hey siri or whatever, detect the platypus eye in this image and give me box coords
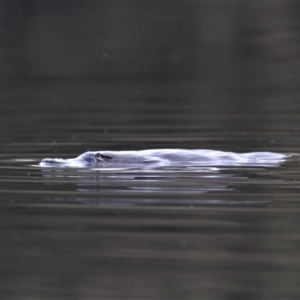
[95,153,113,161]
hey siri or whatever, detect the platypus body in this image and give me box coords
[40,149,288,168]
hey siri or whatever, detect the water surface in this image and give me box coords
[1,109,300,299]
[2,1,300,298]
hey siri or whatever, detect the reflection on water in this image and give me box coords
[2,0,300,297]
[1,148,300,299]
[38,162,286,207]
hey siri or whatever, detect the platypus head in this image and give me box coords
[40,151,113,167]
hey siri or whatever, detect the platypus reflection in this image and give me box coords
[40,149,289,167]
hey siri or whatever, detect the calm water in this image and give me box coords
[1,91,300,299]
[2,1,300,299]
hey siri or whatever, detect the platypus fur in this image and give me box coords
[40,149,289,167]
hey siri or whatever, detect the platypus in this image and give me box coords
[40,149,289,167]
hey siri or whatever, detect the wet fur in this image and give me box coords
[40,149,289,167]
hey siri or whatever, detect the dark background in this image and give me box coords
[1,0,300,139]
[1,1,300,300]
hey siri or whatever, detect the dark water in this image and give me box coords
[2,1,300,299]
[1,98,300,300]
